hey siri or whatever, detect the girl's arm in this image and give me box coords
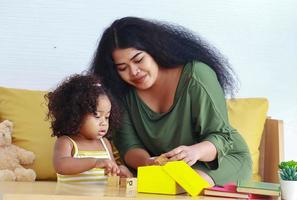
[53,136,97,175]
[104,138,133,177]
[103,137,117,162]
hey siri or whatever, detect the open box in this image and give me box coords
[137,161,210,196]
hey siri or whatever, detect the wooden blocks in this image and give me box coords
[107,176,137,190]
[120,178,137,190]
[154,154,169,165]
[107,176,120,187]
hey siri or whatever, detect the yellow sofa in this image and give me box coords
[0,86,284,199]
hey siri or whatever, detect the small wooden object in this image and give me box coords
[154,154,169,165]
[120,178,137,190]
[107,176,120,187]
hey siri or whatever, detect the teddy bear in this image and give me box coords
[0,120,36,181]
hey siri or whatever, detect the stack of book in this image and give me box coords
[203,181,280,199]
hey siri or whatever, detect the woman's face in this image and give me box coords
[112,48,159,90]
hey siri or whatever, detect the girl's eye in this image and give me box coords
[105,116,110,120]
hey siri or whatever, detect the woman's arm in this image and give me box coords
[191,141,217,161]
[113,106,150,169]
[187,62,235,169]
[164,141,217,166]
[124,148,155,169]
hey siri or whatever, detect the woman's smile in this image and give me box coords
[132,74,147,84]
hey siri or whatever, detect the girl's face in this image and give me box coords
[79,95,111,140]
[112,48,159,90]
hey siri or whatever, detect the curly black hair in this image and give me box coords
[45,74,120,138]
[90,16,238,99]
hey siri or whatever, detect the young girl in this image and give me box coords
[46,74,132,184]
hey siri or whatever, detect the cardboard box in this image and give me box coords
[137,161,210,196]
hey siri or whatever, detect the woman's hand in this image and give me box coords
[118,165,133,178]
[95,159,120,176]
[144,157,159,166]
[163,145,200,166]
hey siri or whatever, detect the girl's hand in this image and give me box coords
[118,165,133,178]
[163,145,200,166]
[95,159,120,176]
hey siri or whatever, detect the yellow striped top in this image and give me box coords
[57,137,111,184]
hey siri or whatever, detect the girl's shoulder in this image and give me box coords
[56,135,74,142]
[54,135,75,150]
[101,137,111,148]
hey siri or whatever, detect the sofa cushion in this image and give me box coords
[227,98,269,181]
[0,86,56,180]
[0,86,268,181]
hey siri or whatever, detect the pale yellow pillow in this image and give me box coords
[0,86,268,181]
[0,86,56,180]
[227,98,269,181]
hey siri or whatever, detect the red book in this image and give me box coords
[203,183,270,199]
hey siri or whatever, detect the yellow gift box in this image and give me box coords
[137,161,210,196]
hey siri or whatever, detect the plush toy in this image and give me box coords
[0,120,36,181]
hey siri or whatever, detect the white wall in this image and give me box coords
[0,0,296,160]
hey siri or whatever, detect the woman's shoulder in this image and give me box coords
[188,61,218,85]
[190,61,217,78]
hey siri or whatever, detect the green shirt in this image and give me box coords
[113,61,251,184]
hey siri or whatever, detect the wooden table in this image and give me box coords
[0,181,234,200]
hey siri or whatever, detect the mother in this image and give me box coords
[89,16,252,186]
